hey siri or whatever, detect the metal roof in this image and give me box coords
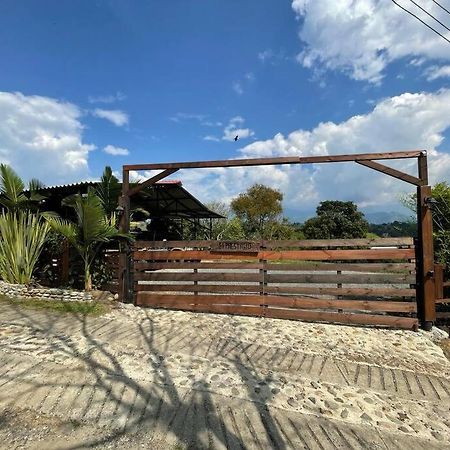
[27,180,222,219]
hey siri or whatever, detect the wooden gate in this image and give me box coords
[133,237,419,330]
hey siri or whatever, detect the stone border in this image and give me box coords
[0,280,92,302]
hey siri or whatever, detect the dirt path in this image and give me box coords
[0,302,449,449]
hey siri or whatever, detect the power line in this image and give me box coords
[407,0,450,32]
[391,0,450,44]
[432,0,450,17]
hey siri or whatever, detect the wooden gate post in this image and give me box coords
[416,184,436,330]
[118,169,131,303]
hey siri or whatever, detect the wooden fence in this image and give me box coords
[435,264,450,321]
[132,238,419,330]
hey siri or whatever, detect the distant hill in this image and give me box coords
[368,221,416,238]
[364,211,411,224]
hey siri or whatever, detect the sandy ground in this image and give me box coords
[0,302,449,448]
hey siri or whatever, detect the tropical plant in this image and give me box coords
[0,211,50,284]
[47,189,132,291]
[95,166,122,219]
[0,164,46,211]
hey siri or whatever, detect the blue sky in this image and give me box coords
[1,0,450,219]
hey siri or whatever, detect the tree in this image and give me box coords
[402,182,450,275]
[47,189,131,291]
[302,200,369,239]
[230,184,283,238]
[95,166,121,219]
[0,164,46,212]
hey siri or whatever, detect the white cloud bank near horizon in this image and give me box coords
[1,90,450,217]
[0,91,94,184]
[292,0,450,83]
[180,89,450,215]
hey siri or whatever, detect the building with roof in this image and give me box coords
[33,180,223,240]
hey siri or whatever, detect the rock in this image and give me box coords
[398,426,410,433]
[310,381,320,389]
[287,397,297,407]
[360,413,372,422]
[426,327,449,343]
[271,388,280,395]
[324,400,340,411]
[308,397,316,404]
[340,409,349,419]
[431,431,444,441]
[364,397,374,404]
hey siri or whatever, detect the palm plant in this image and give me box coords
[95,166,122,219]
[47,189,131,291]
[0,211,50,284]
[0,164,46,212]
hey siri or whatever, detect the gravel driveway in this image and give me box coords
[0,300,449,449]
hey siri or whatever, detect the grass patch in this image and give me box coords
[0,295,110,316]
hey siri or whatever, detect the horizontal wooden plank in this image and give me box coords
[134,237,414,250]
[261,238,414,249]
[133,262,264,270]
[135,294,418,330]
[134,271,414,284]
[264,308,418,330]
[436,298,450,304]
[134,283,416,298]
[135,293,416,313]
[124,151,424,171]
[135,284,260,293]
[444,281,450,287]
[134,272,261,282]
[265,262,415,273]
[436,311,450,318]
[134,240,211,249]
[133,248,416,262]
[135,297,263,316]
[265,273,414,284]
[133,261,415,273]
[265,286,415,297]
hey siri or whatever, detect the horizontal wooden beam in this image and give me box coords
[135,283,415,298]
[135,293,416,312]
[127,168,179,197]
[133,261,414,273]
[133,248,416,261]
[124,151,424,172]
[134,237,414,249]
[356,160,424,186]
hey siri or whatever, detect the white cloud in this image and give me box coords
[103,145,129,156]
[170,112,206,123]
[88,92,126,104]
[0,91,94,184]
[292,0,450,83]
[258,49,274,62]
[182,90,450,216]
[425,65,450,81]
[203,135,221,142]
[232,81,244,95]
[92,108,129,127]
[204,116,255,142]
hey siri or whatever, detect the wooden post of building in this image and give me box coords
[118,169,131,303]
[61,239,70,285]
[416,183,436,330]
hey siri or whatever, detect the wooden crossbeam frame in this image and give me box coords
[117,149,436,331]
[127,168,179,197]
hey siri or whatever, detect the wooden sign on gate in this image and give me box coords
[210,241,260,253]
